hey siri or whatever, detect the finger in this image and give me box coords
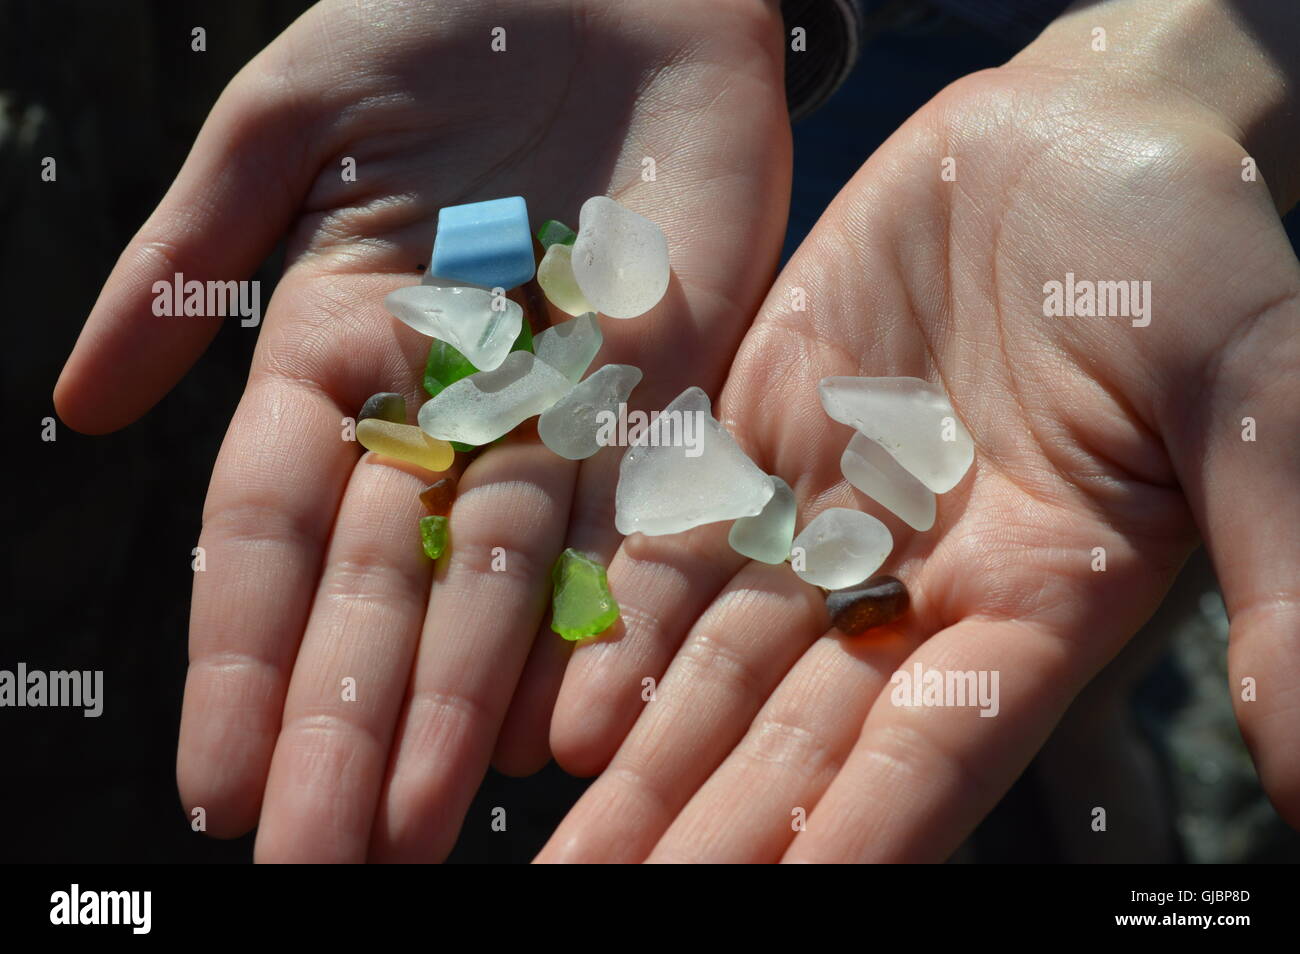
[176,268,429,838]
[177,373,354,838]
[253,454,435,863]
[370,442,576,862]
[1165,291,1300,828]
[781,614,1118,863]
[492,625,571,777]
[646,626,920,863]
[490,437,650,776]
[549,524,747,777]
[54,67,319,433]
[537,561,822,862]
[490,446,621,777]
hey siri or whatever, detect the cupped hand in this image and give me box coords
[541,52,1300,861]
[55,0,791,861]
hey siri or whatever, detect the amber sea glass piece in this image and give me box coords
[419,478,457,516]
[826,575,910,635]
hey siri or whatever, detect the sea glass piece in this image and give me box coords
[423,338,481,453]
[537,219,576,248]
[728,476,796,564]
[423,323,534,451]
[423,321,533,400]
[419,478,456,516]
[614,386,774,536]
[550,548,620,640]
[840,432,937,531]
[571,195,670,319]
[826,576,910,635]
[418,351,571,446]
[358,392,405,425]
[537,242,594,316]
[423,338,478,398]
[818,376,973,493]
[419,515,449,560]
[511,315,535,355]
[539,364,642,460]
[357,418,454,473]
[385,284,522,372]
[533,312,601,383]
[429,195,535,290]
[791,508,892,590]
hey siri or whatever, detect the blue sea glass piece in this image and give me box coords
[430,196,535,290]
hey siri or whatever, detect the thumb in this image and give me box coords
[1169,287,1300,829]
[54,60,320,434]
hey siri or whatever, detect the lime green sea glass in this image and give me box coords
[419,515,449,560]
[550,548,619,640]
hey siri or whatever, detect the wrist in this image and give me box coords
[1011,0,1300,210]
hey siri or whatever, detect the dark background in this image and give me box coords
[3,0,1297,863]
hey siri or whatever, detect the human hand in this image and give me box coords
[540,0,1300,861]
[54,0,791,861]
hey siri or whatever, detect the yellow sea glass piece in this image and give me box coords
[537,242,593,317]
[357,418,454,472]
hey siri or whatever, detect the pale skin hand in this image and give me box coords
[54,0,791,861]
[542,1,1300,862]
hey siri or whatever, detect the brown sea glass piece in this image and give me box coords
[827,575,910,635]
[419,477,457,516]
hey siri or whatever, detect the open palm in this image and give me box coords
[55,0,790,861]
[542,62,1300,862]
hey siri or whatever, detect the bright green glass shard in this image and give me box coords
[423,323,534,399]
[536,219,576,248]
[419,515,449,560]
[423,339,476,400]
[422,321,535,451]
[550,548,620,641]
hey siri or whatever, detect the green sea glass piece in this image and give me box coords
[423,340,477,400]
[550,548,619,640]
[536,219,577,248]
[419,515,449,560]
[423,321,534,451]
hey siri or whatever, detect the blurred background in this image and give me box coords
[2,0,1297,863]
